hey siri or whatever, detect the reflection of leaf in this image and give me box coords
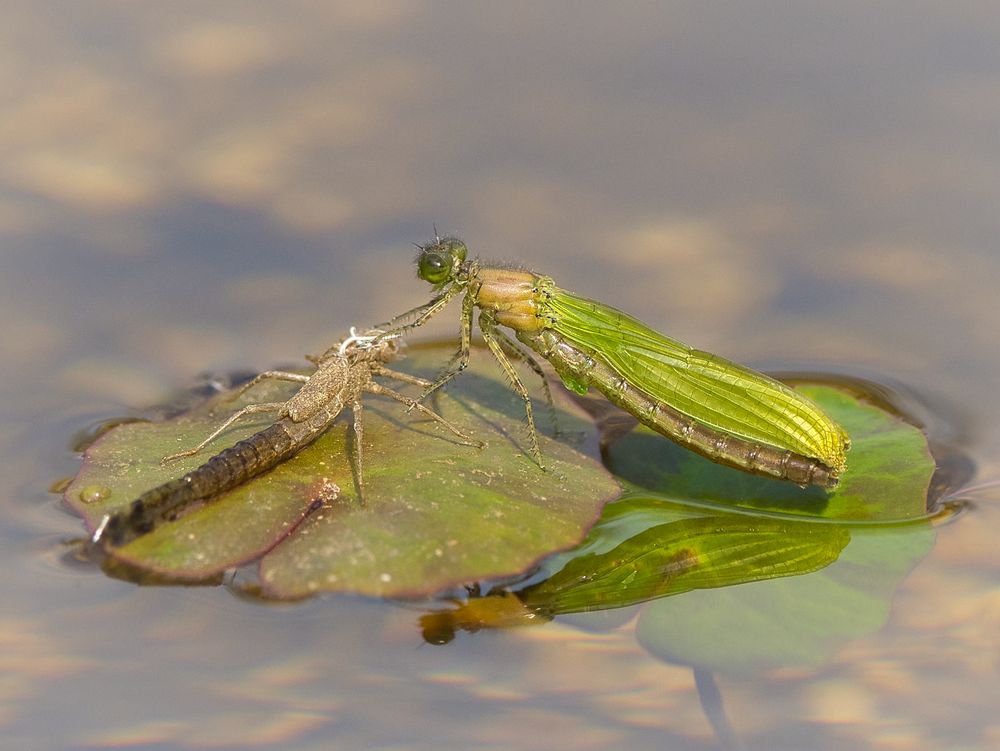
[63,344,620,596]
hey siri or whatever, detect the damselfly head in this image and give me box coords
[416,236,467,286]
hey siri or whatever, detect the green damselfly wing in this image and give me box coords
[543,288,849,470]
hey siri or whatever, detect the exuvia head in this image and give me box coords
[416,236,468,287]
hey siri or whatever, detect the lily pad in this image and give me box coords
[66,411,323,580]
[64,343,621,596]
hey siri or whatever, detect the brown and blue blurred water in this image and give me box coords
[3,3,1000,749]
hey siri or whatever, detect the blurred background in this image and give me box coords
[2,3,999,749]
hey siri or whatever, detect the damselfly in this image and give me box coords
[378,238,850,488]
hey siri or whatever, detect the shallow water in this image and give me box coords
[4,4,1000,749]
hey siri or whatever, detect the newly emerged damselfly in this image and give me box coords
[378,238,850,488]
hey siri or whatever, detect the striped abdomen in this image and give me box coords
[519,329,840,488]
[102,418,319,548]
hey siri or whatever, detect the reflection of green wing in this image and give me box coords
[544,288,849,469]
[520,515,850,615]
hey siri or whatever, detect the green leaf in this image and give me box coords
[64,344,621,595]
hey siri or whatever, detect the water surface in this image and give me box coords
[4,4,1000,749]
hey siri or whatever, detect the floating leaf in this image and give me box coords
[64,344,621,595]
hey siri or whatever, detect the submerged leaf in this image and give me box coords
[64,343,620,594]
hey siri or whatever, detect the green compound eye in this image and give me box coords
[417,252,450,284]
